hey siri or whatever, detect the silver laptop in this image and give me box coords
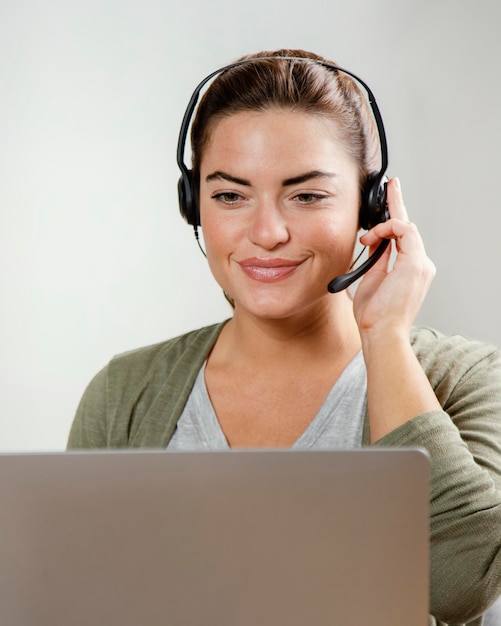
[0,449,429,626]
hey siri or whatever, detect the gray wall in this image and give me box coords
[1,0,500,451]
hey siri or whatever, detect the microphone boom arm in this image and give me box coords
[327,238,390,293]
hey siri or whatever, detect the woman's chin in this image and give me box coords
[232,289,331,322]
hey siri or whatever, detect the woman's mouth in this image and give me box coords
[237,257,303,282]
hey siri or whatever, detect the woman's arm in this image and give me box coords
[352,180,501,621]
[374,340,501,622]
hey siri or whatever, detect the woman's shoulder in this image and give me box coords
[69,322,227,450]
[411,325,498,358]
[107,321,227,378]
[410,325,500,386]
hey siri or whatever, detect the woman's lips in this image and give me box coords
[237,257,303,282]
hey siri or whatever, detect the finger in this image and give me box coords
[386,177,409,222]
[361,219,422,256]
[360,177,413,248]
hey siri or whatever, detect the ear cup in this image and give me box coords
[360,173,389,230]
[178,170,200,226]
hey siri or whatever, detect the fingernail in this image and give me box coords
[394,177,401,190]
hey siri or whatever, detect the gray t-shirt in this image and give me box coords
[168,351,367,450]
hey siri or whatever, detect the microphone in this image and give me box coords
[327,238,390,293]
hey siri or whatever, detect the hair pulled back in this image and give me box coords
[190,49,381,189]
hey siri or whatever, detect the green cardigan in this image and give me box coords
[68,323,501,626]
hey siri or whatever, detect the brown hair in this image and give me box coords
[190,49,381,189]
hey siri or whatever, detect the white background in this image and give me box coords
[1,0,500,451]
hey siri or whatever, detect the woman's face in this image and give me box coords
[198,109,361,320]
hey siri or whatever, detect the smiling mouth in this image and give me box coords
[237,258,303,282]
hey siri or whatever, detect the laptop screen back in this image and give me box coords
[0,449,429,626]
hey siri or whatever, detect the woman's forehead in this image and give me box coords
[201,109,356,174]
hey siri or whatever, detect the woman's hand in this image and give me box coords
[353,177,436,340]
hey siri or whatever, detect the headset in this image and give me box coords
[177,57,390,293]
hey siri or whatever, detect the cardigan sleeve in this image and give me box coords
[375,333,501,624]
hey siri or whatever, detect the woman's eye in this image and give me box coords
[212,192,242,205]
[293,193,327,204]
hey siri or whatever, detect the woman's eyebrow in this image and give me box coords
[205,171,251,186]
[282,170,336,186]
[205,169,336,187]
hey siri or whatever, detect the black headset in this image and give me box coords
[177,57,390,293]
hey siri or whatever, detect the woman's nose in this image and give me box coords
[248,201,290,250]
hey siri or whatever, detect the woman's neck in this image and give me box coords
[211,294,361,369]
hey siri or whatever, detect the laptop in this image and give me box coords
[0,449,429,626]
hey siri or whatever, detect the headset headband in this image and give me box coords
[176,56,388,185]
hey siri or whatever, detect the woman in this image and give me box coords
[68,50,501,624]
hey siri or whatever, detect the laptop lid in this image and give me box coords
[0,449,429,626]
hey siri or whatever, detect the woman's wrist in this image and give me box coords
[359,324,411,360]
[361,326,442,442]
